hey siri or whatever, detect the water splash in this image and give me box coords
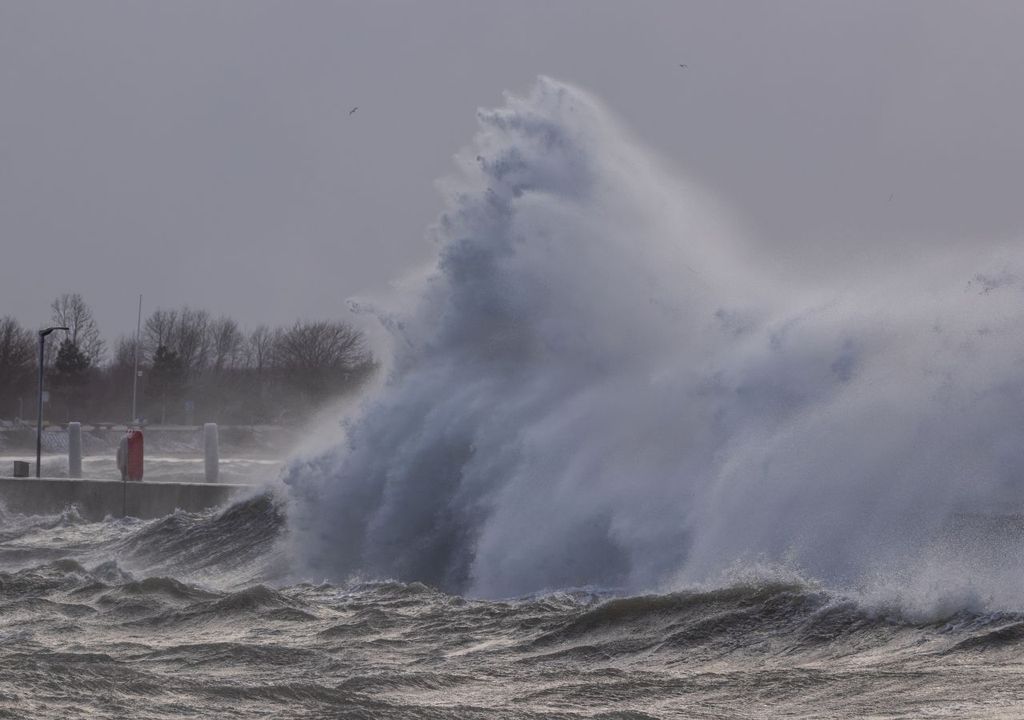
[284,77,1024,606]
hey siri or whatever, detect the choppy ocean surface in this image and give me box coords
[1,494,1023,719]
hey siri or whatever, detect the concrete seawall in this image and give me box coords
[0,477,259,521]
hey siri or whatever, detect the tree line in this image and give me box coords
[0,294,376,425]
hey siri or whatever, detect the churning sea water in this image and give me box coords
[3,494,1024,719]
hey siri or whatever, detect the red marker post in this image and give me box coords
[117,431,144,480]
[125,430,144,481]
[116,429,144,517]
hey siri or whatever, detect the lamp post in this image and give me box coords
[36,326,68,478]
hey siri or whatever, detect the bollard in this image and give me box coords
[68,422,82,478]
[204,423,219,483]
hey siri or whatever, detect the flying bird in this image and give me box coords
[679,64,688,69]
[349,106,358,115]
[889,193,894,202]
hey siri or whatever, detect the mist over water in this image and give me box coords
[284,77,1024,608]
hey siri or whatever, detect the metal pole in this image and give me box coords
[68,421,82,478]
[35,333,44,478]
[131,294,142,424]
[35,327,68,478]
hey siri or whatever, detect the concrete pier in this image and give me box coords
[68,422,82,478]
[0,477,258,521]
[204,423,219,483]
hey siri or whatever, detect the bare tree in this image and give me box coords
[0,316,36,370]
[50,293,106,364]
[272,320,370,372]
[149,344,185,424]
[1,307,378,423]
[270,320,373,405]
[176,307,211,371]
[247,325,274,374]
[209,316,245,371]
[113,335,140,370]
[143,309,178,362]
[0,316,35,418]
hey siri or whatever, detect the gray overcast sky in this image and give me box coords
[3,1,1024,342]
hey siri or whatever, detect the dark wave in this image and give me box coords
[520,582,1024,666]
[115,491,285,580]
[2,536,1024,719]
[945,620,1024,653]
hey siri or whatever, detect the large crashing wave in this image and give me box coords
[285,77,1024,605]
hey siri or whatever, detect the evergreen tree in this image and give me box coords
[55,339,90,374]
[53,339,91,420]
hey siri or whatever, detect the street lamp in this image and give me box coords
[36,326,68,478]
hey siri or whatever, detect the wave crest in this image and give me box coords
[284,77,1024,609]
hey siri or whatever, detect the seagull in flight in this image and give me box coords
[349,106,358,115]
[679,64,688,69]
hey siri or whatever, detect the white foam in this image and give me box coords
[284,77,1024,605]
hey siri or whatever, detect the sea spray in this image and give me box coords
[284,77,1024,607]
